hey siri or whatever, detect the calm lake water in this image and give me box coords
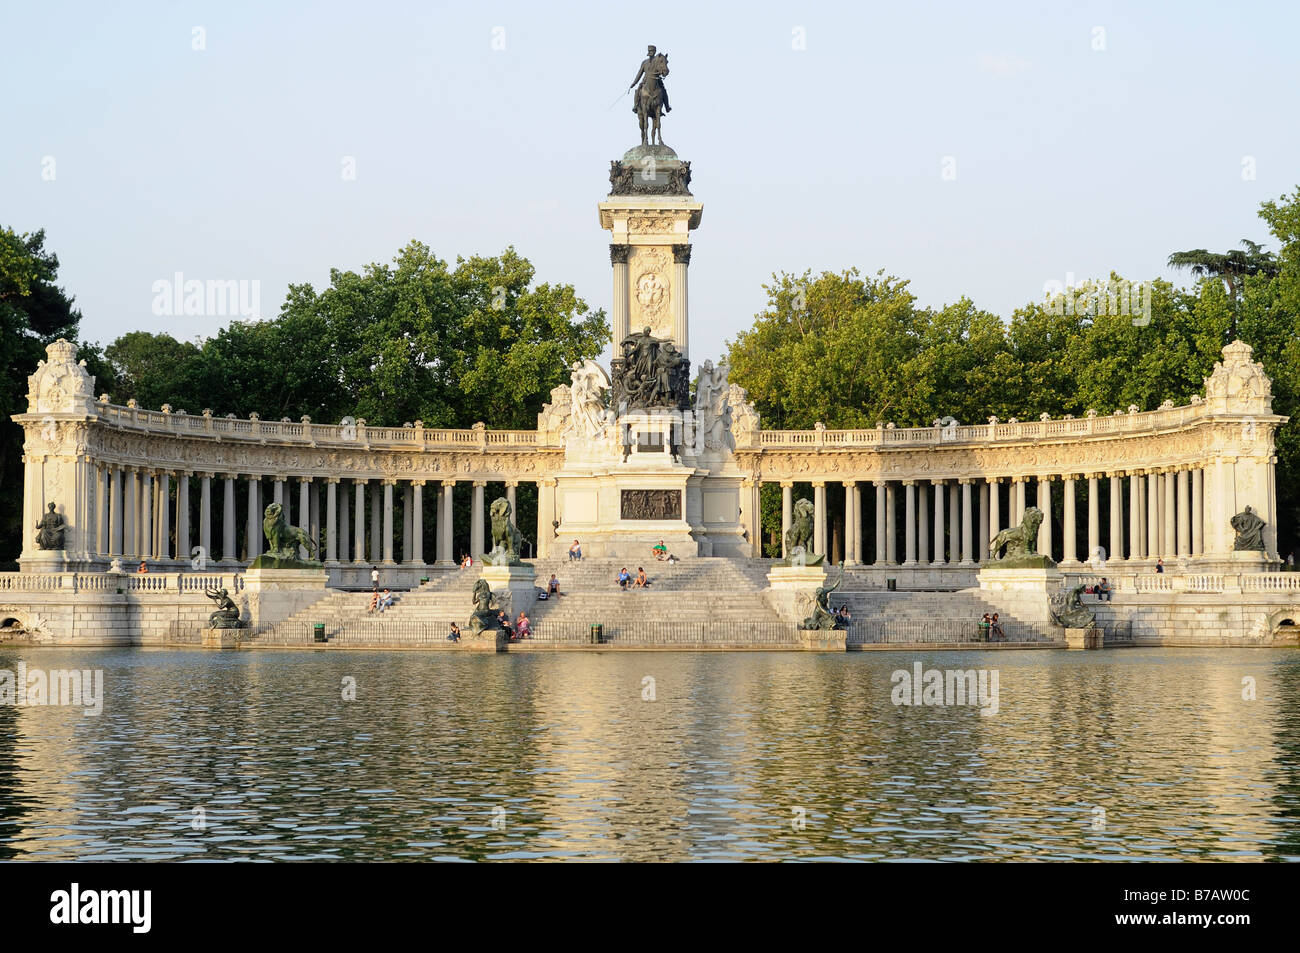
[1,647,1298,861]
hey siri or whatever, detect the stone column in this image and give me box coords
[1146,472,1159,560]
[155,471,170,561]
[382,480,396,564]
[1176,468,1191,557]
[402,483,413,563]
[781,483,793,559]
[903,481,917,566]
[1170,468,1180,556]
[610,245,630,348]
[353,481,367,563]
[1129,472,1144,560]
[978,480,990,563]
[245,476,259,560]
[411,481,425,565]
[931,480,946,566]
[273,478,284,507]
[1109,474,1123,562]
[1037,476,1052,561]
[199,473,212,561]
[440,481,455,565]
[94,465,108,555]
[310,482,321,559]
[176,472,191,563]
[959,479,974,565]
[471,481,486,558]
[122,469,136,559]
[109,466,124,557]
[948,482,959,565]
[672,244,691,357]
[1062,474,1079,566]
[299,479,311,559]
[883,483,896,564]
[325,479,339,563]
[369,482,382,563]
[537,479,555,559]
[1087,474,1100,564]
[813,482,827,556]
[917,481,929,564]
[875,481,888,565]
[844,481,858,566]
[851,483,863,564]
[1192,468,1203,556]
[338,480,350,563]
[139,471,153,560]
[987,478,1000,552]
[222,475,237,564]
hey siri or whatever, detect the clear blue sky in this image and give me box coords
[3,1,1296,369]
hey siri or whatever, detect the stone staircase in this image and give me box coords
[835,589,1062,643]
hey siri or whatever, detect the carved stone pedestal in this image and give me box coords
[462,627,510,652]
[765,565,827,625]
[242,568,329,628]
[481,564,537,617]
[1065,626,1103,650]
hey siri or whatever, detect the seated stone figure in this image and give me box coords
[1048,584,1096,629]
[35,502,66,550]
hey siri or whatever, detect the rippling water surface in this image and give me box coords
[1,647,1298,861]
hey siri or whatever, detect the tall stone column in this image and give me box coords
[672,244,691,357]
[199,473,212,561]
[1037,476,1052,561]
[610,245,630,349]
[917,481,929,564]
[273,478,285,507]
[959,479,974,565]
[325,478,339,564]
[875,481,887,565]
[354,481,367,563]
[1062,474,1079,566]
[382,480,396,564]
[1087,474,1100,564]
[471,481,486,558]
[844,481,858,566]
[411,480,425,565]
[140,471,153,560]
[245,477,259,560]
[123,468,137,559]
[1176,469,1191,557]
[95,465,109,555]
[440,481,456,566]
[903,481,917,566]
[978,480,990,563]
[1130,472,1144,560]
[948,482,959,565]
[932,480,946,566]
[1146,472,1159,561]
[1191,468,1203,556]
[154,471,169,561]
[176,472,191,563]
[369,482,382,564]
[1013,477,1026,526]
[987,478,1000,552]
[781,483,793,559]
[402,483,413,563]
[299,479,312,559]
[222,475,237,564]
[851,483,863,564]
[310,482,321,559]
[1109,474,1123,562]
[1170,468,1180,556]
[537,479,555,559]
[108,467,124,557]
[813,482,827,556]
[884,483,897,564]
[338,480,349,563]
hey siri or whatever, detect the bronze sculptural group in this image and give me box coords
[801,563,846,630]
[611,327,691,413]
[629,44,670,147]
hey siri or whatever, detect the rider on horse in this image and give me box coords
[629,44,670,115]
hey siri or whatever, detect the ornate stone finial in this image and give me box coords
[1204,339,1273,408]
[1085,408,1098,418]
[127,398,138,409]
[301,415,311,424]
[988,415,1000,425]
[98,394,110,403]
[161,403,172,414]
[1008,417,1019,424]
[1159,399,1174,410]
[1039,412,1051,421]
[45,338,77,364]
[1127,404,1139,415]
[249,412,260,421]
[472,421,486,432]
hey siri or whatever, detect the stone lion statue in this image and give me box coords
[263,502,317,561]
[488,497,523,565]
[988,506,1045,562]
[784,498,815,555]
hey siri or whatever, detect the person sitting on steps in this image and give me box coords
[990,613,1006,641]
[548,574,561,597]
[617,567,632,590]
[569,540,582,561]
[447,622,461,643]
[653,540,668,561]
[634,567,650,588]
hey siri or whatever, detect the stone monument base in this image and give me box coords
[242,568,329,628]
[201,627,241,649]
[977,565,1065,593]
[797,627,847,651]
[462,627,510,652]
[20,550,70,573]
[481,564,538,616]
[1065,626,1103,650]
[765,565,827,625]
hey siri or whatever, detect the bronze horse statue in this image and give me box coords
[630,48,670,147]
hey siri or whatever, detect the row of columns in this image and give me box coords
[779,467,1208,566]
[91,466,531,566]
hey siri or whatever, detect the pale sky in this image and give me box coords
[3,1,1296,370]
